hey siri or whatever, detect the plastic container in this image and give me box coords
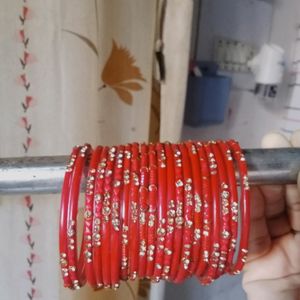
[184,62,232,127]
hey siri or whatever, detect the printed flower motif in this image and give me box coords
[101,40,146,105]
[63,27,146,105]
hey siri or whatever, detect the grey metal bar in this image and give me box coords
[0,148,299,194]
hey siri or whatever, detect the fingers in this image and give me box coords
[261,131,291,149]
[284,130,300,232]
[258,185,290,239]
[290,129,300,147]
[266,214,291,238]
[260,185,285,218]
[262,130,300,232]
[247,187,271,262]
[285,180,300,232]
[248,217,270,262]
[244,233,300,289]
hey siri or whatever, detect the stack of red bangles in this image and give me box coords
[59,140,250,290]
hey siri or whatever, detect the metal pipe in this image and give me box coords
[0,148,299,195]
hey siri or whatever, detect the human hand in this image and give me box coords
[242,131,300,300]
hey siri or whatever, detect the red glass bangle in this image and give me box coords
[153,143,167,282]
[200,142,220,285]
[110,145,124,289]
[93,146,109,289]
[101,146,116,288]
[227,140,250,274]
[211,142,231,278]
[217,141,239,271]
[138,143,149,279]
[169,143,184,282]
[195,142,212,278]
[67,144,92,288]
[120,144,132,280]
[128,143,140,280]
[83,146,102,289]
[146,143,158,278]
[60,140,250,289]
[60,146,80,288]
[185,141,202,274]
[162,142,176,280]
[174,143,194,283]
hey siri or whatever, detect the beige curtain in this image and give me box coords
[0,0,192,299]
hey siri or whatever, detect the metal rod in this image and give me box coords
[0,148,299,195]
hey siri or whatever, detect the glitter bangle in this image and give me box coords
[146,143,158,278]
[128,143,140,280]
[67,144,92,289]
[195,142,212,278]
[227,140,250,274]
[83,146,102,289]
[174,143,194,283]
[120,144,132,280]
[153,143,167,282]
[185,141,202,274]
[169,143,184,282]
[59,146,81,288]
[110,145,124,289]
[217,141,238,272]
[162,142,176,280]
[199,142,220,285]
[138,143,149,279]
[101,146,116,288]
[93,146,109,289]
[211,142,231,278]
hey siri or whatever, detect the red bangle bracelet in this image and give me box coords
[152,143,167,282]
[60,146,80,288]
[211,141,231,278]
[93,146,109,289]
[138,143,149,279]
[110,145,124,289]
[60,140,250,289]
[146,143,158,279]
[169,143,184,282]
[67,144,92,289]
[185,141,202,274]
[217,141,239,272]
[195,142,212,278]
[174,143,194,283]
[128,143,140,280]
[120,144,132,280]
[200,142,220,285]
[227,140,250,275]
[83,146,102,289]
[162,142,176,280]
[101,146,116,288]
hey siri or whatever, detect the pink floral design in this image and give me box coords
[17,1,41,298]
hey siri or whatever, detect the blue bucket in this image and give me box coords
[184,63,232,127]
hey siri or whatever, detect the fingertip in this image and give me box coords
[290,129,300,147]
[250,186,265,220]
[261,131,291,149]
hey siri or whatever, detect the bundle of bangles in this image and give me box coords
[59,140,250,290]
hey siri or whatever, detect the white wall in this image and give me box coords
[182,0,300,149]
[270,0,300,134]
[195,0,273,61]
